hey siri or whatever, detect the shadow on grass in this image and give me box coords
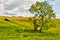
[24,29,40,33]
[15,29,44,33]
[15,29,59,36]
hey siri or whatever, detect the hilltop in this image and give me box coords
[0,16,60,40]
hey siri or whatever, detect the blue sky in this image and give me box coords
[53,1,60,18]
[42,0,60,18]
[0,0,60,18]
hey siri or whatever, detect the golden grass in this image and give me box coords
[0,16,60,32]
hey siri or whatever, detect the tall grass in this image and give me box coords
[0,16,60,40]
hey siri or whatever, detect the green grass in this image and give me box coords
[0,17,60,40]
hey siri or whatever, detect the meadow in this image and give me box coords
[0,16,60,40]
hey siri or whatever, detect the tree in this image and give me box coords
[29,1,56,32]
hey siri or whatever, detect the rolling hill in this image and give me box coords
[0,16,60,40]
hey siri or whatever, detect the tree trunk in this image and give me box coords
[34,25,37,31]
[40,15,44,33]
[33,17,37,31]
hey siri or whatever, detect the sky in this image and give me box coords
[0,0,60,18]
[52,0,60,18]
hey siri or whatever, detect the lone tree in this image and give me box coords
[29,1,56,32]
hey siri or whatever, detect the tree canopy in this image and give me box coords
[29,1,56,32]
[29,1,55,18]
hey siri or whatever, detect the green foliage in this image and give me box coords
[42,19,56,30]
[29,1,56,18]
[29,1,56,32]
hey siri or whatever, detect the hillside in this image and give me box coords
[0,16,60,40]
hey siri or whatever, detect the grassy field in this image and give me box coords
[0,16,60,40]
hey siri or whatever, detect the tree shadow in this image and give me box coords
[15,29,59,36]
[24,29,40,33]
[15,29,41,33]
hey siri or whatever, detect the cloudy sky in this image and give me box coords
[0,0,60,18]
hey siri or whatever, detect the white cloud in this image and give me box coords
[3,0,59,17]
[0,0,59,18]
[4,0,38,10]
[0,0,40,16]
